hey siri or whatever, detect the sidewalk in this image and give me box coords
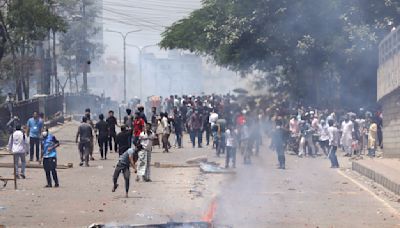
[352,157,400,195]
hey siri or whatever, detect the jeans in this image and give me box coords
[368,148,376,157]
[109,132,117,151]
[113,164,130,193]
[43,157,59,186]
[225,147,236,168]
[299,136,315,156]
[162,133,170,152]
[175,132,182,148]
[98,137,108,159]
[190,129,202,147]
[329,146,339,168]
[14,153,26,176]
[217,135,226,156]
[29,137,40,161]
[79,141,91,165]
[276,145,285,169]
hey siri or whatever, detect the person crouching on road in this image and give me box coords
[40,128,60,188]
[272,120,287,169]
[112,148,137,198]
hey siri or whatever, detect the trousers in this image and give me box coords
[113,164,130,193]
[43,157,59,186]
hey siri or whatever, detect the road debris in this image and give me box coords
[199,163,236,174]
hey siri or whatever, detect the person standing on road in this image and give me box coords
[7,124,29,179]
[95,114,109,160]
[189,110,203,148]
[76,116,93,166]
[272,120,287,169]
[341,114,354,157]
[106,110,118,153]
[368,118,378,157]
[160,112,171,153]
[116,125,132,156]
[173,108,183,148]
[84,109,95,161]
[40,128,60,188]
[112,148,137,198]
[225,126,237,168]
[133,112,145,146]
[138,123,155,182]
[327,119,340,168]
[123,109,134,130]
[27,111,43,162]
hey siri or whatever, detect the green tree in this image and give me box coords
[58,0,103,93]
[161,0,400,108]
[0,0,66,100]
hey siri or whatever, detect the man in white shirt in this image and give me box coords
[138,123,155,182]
[341,115,354,157]
[327,120,340,168]
[8,125,29,179]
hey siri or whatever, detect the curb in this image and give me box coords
[352,161,400,195]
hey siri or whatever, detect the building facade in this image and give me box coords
[377,29,400,158]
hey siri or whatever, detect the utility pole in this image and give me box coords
[127,44,157,102]
[82,0,88,93]
[106,29,141,103]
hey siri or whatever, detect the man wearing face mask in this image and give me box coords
[40,129,60,188]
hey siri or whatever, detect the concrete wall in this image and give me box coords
[381,89,400,158]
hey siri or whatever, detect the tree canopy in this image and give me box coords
[160,0,400,108]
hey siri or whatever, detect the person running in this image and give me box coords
[112,148,137,198]
[27,111,43,162]
[40,128,60,187]
[7,124,29,179]
[76,116,93,167]
[106,110,118,153]
[95,114,109,160]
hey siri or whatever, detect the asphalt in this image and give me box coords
[1,122,400,228]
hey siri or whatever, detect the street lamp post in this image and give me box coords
[106,29,141,103]
[127,44,158,102]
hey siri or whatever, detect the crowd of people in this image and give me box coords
[6,93,384,197]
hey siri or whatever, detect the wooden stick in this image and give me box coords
[0,163,72,169]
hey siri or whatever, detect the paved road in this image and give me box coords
[1,121,400,228]
[215,143,400,228]
[0,122,224,227]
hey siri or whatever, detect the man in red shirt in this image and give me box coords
[133,112,145,146]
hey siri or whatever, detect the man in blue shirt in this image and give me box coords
[27,112,43,162]
[40,129,60,188]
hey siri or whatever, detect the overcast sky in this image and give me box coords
[102,0,202,61]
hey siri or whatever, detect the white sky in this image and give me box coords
[102,0,202,62]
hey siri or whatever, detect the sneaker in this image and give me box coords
[90,157,95,161]
[54,184,59,188]
[112,184,119,192]
[20,174,26,179]
[44,185,52,188]
[79,162,83,166]
[16,175,20,179]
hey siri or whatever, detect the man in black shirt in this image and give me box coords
[106,110,118,153]
[116,125,132,156]
[95,114,109,159]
